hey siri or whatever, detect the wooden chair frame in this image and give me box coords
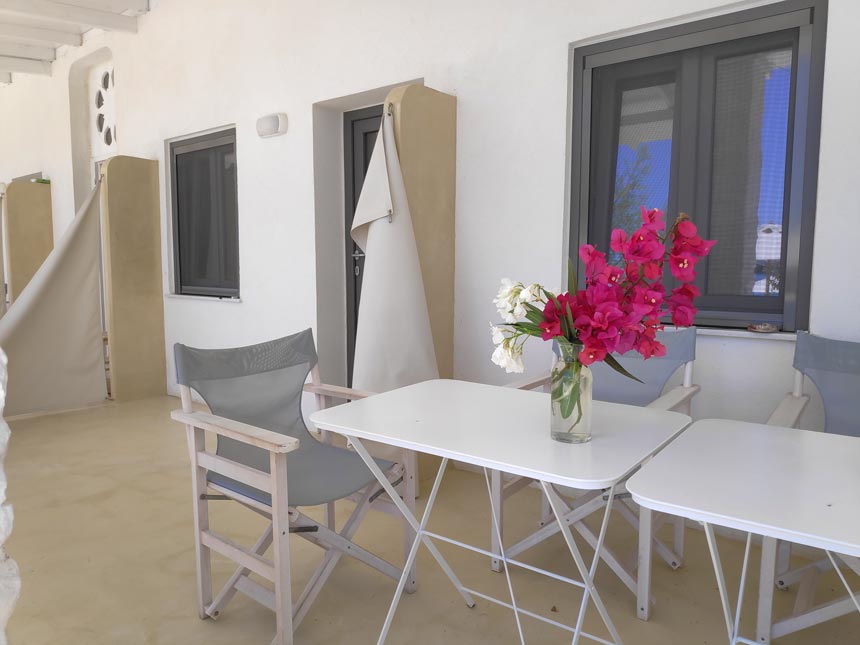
[172,366,417,645]
[756,368,860,642]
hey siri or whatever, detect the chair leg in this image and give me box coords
[270,452,293,645]
[186,427,213,620]
[776,540,792,589]
[489,469,503,572]
[208,523,274,618]
[324,501,336,531]
[672,515,685,567]
[402,449,418,593]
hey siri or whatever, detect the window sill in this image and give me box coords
[165,293,243,304]
[696,327,796,342]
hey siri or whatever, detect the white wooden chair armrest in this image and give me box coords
[303,383,376,401]
[766,393,810,428]
[171,410,300,454]
[646,384,700,412]
[506,373,551,391]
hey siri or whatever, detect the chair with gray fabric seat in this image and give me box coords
[171,329,416,645]
[759,331,860,641]
[489,327,699,611]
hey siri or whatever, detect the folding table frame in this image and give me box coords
[350,436,624,645]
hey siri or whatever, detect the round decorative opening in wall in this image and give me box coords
[93,67,116,148]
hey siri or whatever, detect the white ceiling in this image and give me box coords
[0,0,149,84]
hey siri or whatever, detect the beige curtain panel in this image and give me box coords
[350,108,438,397]
[0,183,106,417]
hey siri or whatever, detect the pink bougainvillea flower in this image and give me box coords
[631,283,665,317]
[625,227,666,264]
[610,229,629,255]
[596,265,624,286]
[579,344,607,366]
[636,336,667,359]
[669,283,701,305]
[641,207,666,231]
[539,298,563,340]
[676,219,698,238]
[579,244,608,278]
[669,251,698,282]
[641,260,663,280]
[669,303,696,327]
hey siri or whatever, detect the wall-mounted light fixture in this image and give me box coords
[256,113,288,138]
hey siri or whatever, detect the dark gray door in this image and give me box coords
[344,105,383,386]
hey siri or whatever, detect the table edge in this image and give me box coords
[313,417,690,492]
[629,491,860,559]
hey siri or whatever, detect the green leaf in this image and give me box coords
[523,302,545,325]
[568,258,577,293]
[604,354,643,383]
[560,388,576,419]
[512,321,542,334]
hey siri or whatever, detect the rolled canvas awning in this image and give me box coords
[0,182,106,417]
[350,108,438,394]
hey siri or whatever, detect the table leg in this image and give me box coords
[703,523,757,645]
[637,507,652,621]
[756,536,777,644]
[484,468,526,644]
[541,482,623,645]
[825,551,860,615]
[490,468,503,573]
[348,438,475,644]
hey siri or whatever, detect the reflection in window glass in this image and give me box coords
[611,82,675,249]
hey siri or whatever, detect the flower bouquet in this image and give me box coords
[491,207,715,443]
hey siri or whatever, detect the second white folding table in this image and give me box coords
[310,378,690,644]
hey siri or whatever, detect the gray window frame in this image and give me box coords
[567,0,828,331]
[170,128,240,298]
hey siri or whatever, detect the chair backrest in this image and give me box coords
[794,331,860,438]
[174,329,318,472]
[590,327,697,407]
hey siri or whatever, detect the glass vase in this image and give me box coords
[550,343,593,443]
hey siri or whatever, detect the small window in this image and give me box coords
[569,0,827,330]
[170,129,239,298]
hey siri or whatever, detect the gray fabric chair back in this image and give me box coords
[590,327,697,407]
[174,329,318,474]
[794,331,860,438]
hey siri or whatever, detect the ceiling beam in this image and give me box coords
[0,55,51,75]
[0,71,10,84]
[0,41,55,61]
[0,22,81,46]
[62,1,149,14]
[0,0,137,33]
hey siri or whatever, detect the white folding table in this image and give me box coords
[626,419,860,644]
[310,379,690,644]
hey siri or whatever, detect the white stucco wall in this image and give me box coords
[1,0,856,428]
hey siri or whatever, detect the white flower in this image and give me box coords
[512,302,527,320]
[493,278,523,321]
[506,344,525,374]
[491,343,509,369]
[518,283,540,304]
[490,340,525,374]
[489,324,506,345]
